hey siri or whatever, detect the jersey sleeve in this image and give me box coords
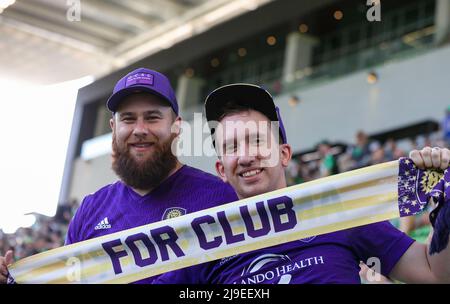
[347,221,415,277]
[153,267,199,284]
[222,183,239,203]
[64,196,89,245]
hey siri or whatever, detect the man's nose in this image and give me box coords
[133,119,148,138]
[237,152,257,167]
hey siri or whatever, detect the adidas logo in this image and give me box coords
[95,217,112,230]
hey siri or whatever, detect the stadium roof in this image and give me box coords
[0,0,274,84]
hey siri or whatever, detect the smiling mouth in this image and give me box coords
[239,168,263,178]
[130,143,154,149]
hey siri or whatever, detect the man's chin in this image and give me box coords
[238,186,268,199]
[130,153,153,163]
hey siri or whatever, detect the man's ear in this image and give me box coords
[280,144,293,168]
[110,116,115,131]
[171,116,182,137]
[215,159,228,183]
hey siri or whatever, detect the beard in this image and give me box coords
[111,134,178,191]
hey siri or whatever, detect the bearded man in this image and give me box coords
[0,68,238,284]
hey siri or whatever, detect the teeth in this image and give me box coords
[134,143,150,147]
[242,169,261,177]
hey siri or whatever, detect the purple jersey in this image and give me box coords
[154,221,415,284]
[65,165,238,284]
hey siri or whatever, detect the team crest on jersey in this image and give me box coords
[162,207,187,220]
[240,254,293,284]
[236,253,325,284]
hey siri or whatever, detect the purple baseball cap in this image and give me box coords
[106,68,179,115]
[204,83,287,145]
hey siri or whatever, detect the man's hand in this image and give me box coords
[409,146,450,170]
[0,250,14,284]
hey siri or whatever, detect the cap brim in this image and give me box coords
[204,83,287,145]
[205,84,277,123]
[106,85,174,113]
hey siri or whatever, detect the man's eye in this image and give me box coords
[146,116,161,120]
[122,117,135,122]
[250,136,264,145]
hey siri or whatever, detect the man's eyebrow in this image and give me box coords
[222,131,265,147]
[118,110,163,117]
[118,112,135,117]
[143,110,163,116]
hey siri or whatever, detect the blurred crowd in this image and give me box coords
[286,130,446,186]
[0,200,78,260]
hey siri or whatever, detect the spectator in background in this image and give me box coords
[408,137,418,151]
[317,140,339,177]
[348,131,372,169]
[442,106,450,147]
[286,155,301,186]
[299,157,318,183]
[384,138,405,161]
[370,144,386,165]
[416,135,433,150]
